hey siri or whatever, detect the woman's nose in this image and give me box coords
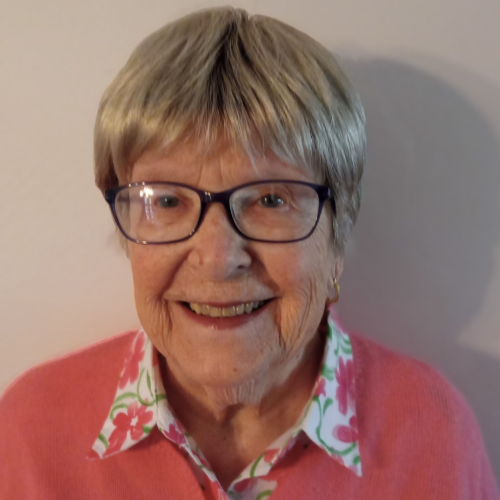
[186,203,252,280]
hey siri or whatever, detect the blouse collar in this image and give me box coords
[89,309,362,480]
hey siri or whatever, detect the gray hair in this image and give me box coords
[94,7,366,257]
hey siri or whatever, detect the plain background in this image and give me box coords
[1,0,499,482]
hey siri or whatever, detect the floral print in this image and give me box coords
[314,377,327,397]
[89,310,362,499]
[162,423,186,445]
[333,416,359,443]
[262,448,280,464]
[233,477,259,493]
[118,332,146,389]
[335,356,355,415]
[300,314,362,476]
[105,401,153,456]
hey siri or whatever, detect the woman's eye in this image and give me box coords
[157,196,179,208]
[260,194,284,208]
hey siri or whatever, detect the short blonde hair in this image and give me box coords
[94,7,366,256]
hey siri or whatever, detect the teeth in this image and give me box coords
[222,306,236,317]
[209,307,221,318]
[188,301,266,317]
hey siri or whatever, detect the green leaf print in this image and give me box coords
[256,491,273,500]
[250,453,264,477]
[110,404,129,420]
[339,335,353,354]
[322,398,333,416]
[156,393,166,403]
[146,370,154,398]
[143,425,153,435]
[334,334,341,356]
[331,442,357,456]
[327,323,333,340]
[341,335,351,346]
[113,392,137,404]
[136,368,155,407]
[98,433,109,449]
[321,364,335,381]
[313,396,358,456]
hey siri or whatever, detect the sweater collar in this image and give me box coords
[89,309,362,478]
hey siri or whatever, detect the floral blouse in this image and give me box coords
[90,309,362,500]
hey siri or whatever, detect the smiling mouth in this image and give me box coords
[181,300,272,318]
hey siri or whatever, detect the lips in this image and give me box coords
[178,299,274,329]
[187,300,266,317]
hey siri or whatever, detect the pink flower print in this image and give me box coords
[119,333,146,389]
[105,428,128,456]
[175,418,188,434]
[162,423,186,445]
[335,357,355,415]
[276,436,298,463]
[191,449,211,469]
[263,448,280,464]
[314,377,327,397]
[233,477,259,493]
[332,416,358,443]
[105,401,153,456]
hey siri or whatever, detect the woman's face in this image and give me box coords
[128,141,340,398]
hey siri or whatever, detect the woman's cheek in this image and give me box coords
[282,245,331,346]
[129,249,173,343]
[130,247,173,298]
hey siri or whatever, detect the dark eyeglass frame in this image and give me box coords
[105,179,336,245]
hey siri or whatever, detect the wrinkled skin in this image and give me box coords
[128,141,342,416]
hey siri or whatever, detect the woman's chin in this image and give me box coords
[166,339,280,400]
[150,299,286,398]
[178,347,274,387]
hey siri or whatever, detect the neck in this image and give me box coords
[159,330,325,488]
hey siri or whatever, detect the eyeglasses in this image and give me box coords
[105,180,335,244]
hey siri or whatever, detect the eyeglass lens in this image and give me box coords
[114,182,321,243]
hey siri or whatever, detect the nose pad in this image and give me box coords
[199,201,235,231]
[187,203,251,278]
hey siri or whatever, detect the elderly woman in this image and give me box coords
[1,7,498,500]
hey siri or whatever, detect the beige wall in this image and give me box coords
[1,0,499,480]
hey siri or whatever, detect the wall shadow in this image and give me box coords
[335,56,500,479]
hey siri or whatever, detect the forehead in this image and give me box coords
[130,140,321,188]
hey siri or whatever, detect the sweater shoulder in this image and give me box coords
[350,332,467,412]
[0,330,137,428]
[349,332,480,444]
[347,333,500,498]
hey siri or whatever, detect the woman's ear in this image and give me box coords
[327,257,343,295]
[328,258,344,285]
[334,258,344,281]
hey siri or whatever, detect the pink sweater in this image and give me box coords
[1,330,498,499]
